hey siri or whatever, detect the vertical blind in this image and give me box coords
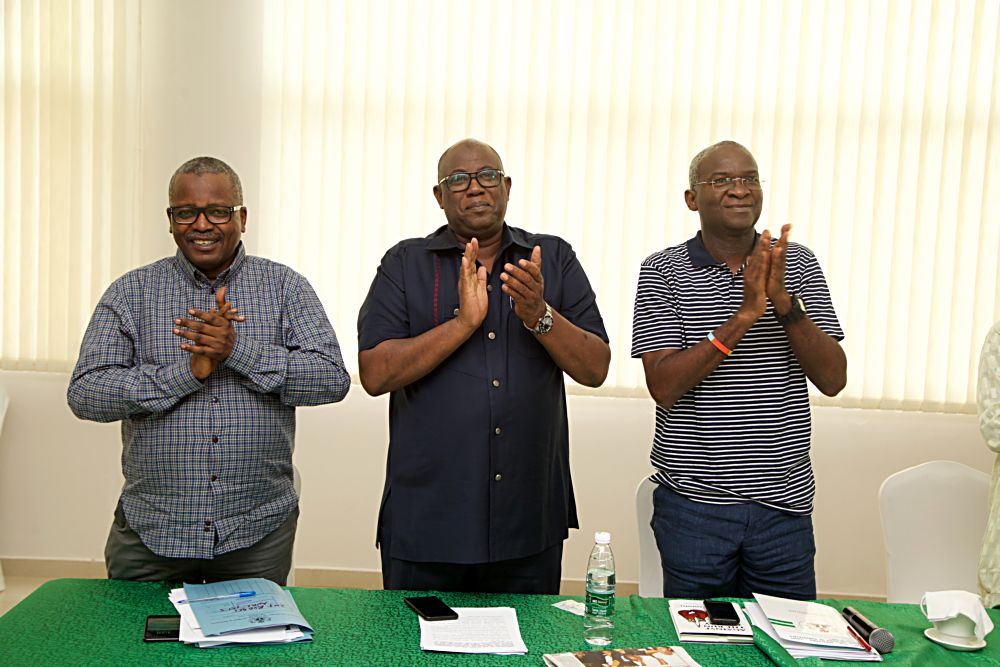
[1,0,141,370]
[256,0,1000,412]
[3,0,999,414]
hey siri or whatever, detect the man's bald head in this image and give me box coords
[437,139,504,180]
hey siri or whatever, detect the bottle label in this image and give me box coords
[585,590,615,617]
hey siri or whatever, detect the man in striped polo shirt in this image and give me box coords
[631,141,846,600]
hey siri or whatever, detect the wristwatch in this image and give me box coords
[776,294,807,325]
[525,303,554,335]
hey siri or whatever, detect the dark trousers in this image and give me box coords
[379,518,563,594]
[652,483,816,600]
[104,503,298,585]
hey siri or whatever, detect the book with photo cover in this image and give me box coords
[667,599,754,644]
[543,645,702,666]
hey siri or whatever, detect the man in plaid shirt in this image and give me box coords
[68,157,350,584]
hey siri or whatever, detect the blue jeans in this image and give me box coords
[652,483,816,600]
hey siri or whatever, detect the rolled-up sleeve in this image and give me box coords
[225,274,350,406]
[67,282,202,422]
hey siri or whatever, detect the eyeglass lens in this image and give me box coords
[444,169,502,192]
[170,206,237,224]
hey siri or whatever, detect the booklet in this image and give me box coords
[747,594,881,662]
[543,645,702,666]
[666,599,754,644]
[170,577,313,647]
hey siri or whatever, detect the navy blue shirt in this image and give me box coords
[358,224,609,564]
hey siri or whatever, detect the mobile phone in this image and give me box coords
[404,595,459,621]
[703,600,741,626]
[143,614,181,642]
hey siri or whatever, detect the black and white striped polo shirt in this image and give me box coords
[631,231,844,515]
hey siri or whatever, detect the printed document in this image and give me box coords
[418,607,528,655]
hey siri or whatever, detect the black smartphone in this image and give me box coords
[143,614,181,642]
[703,600,741,626]
[404,595,459,621]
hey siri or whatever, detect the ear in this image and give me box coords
[684,189,698,212]
[503,175,512,199]
[166,209,173,233]
[433,185,445,209]
[239,206,247,233]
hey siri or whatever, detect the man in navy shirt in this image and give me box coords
[358,139,610,593]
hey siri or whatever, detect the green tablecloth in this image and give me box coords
[2,579,999,665]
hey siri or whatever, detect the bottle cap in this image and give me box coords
[594,531,611,544]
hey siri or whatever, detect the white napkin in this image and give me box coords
[922,590,995,641]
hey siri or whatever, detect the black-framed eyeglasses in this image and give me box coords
[167,205,243,225]
[693,176,765,191]
[437,169,505,193]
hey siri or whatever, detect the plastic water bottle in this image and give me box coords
[584,530,615,646]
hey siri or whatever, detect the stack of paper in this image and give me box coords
[746,593,881,662]
[169,577,313,648]
[417,607,527,655]
[667,599,755,644]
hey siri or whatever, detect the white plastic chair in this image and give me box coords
[878,460,990,603]
[635,477,663,597]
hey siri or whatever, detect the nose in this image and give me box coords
[466,175,486,195]
[190,211,214,230]
[728,180,751,197]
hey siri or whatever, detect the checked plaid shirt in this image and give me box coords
[68,243,350,559]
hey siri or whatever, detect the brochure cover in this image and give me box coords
[667,599,754,644]
[543,645,702,666]
[181,577,313,638]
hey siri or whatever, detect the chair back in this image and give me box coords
[878,460,990,603]
[635,477,663,597]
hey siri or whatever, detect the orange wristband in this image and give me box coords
[707,331,732,356]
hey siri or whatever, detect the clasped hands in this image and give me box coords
[173,285,244,380]
[742,223,794,320]
[455,238,546,331]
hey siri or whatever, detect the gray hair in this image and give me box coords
[688,140,754,188]
[168,156,243,203]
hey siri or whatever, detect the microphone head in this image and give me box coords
[868,627,895,654]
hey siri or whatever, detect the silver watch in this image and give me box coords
[525,303,554,335]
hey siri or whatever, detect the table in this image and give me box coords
[2,579,998,665]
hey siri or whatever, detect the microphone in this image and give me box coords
[842,606,895,654]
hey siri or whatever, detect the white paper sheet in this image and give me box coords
[418,607,528,654]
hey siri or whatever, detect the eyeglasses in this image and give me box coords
[693,176,765,191]
[167,205,243,225]
[438,169,505,193]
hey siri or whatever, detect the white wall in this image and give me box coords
[0,369,993,597]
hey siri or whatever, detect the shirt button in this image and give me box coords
[487,284,493,292]
[495,473,503,482]
[492,379,500,388]
[211,436,219,443]
[212,396,219,403]
[453,307,460,316]
[204,527,210,532]
[204,520,212,526]
[488,331,496,340]
[210,474,217,481]
[495,426,502,435]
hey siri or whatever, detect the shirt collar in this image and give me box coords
[174,242,247,285]
[686,230,761,268]
[426,223,533,253]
